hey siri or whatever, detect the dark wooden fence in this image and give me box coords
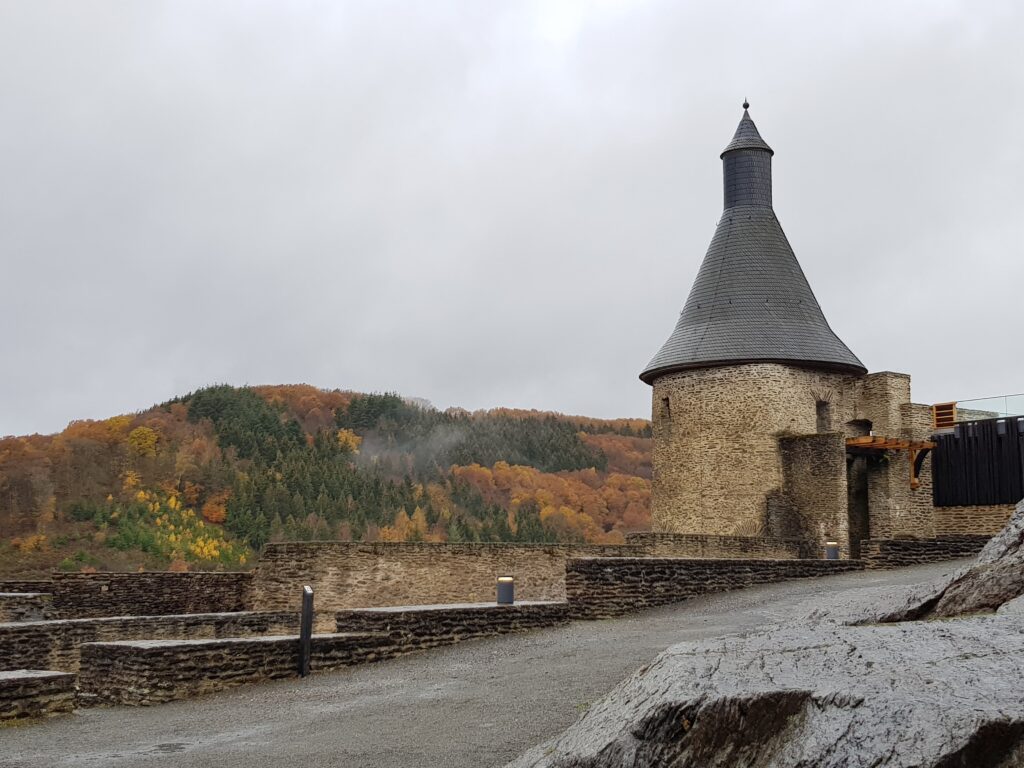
[933,417,1024,506]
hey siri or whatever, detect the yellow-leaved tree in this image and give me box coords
[127,426,159,457]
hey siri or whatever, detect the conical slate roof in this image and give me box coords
[720,107,774,156]
[640,105,866,384]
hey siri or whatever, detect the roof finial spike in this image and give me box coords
[742,98,749,110]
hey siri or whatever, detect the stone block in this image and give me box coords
[0,611,298,673]
[252,542,640,612]
[861,536,991,569]
[78,632,394,706]
[0,670,75,721]
[0,593,53,622]
[48,572,253,619]
[335,601,569,652]
[566,557,863,619]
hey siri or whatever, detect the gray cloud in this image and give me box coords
[2,0,1022,436]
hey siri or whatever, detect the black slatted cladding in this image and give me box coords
[933,417,1024,506]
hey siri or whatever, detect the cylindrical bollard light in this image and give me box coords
[825,541,840,560]
[497,576,514,605]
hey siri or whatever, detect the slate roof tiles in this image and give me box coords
[640,107,866,383]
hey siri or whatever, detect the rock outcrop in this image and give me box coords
[509,501,1024,767]
[865,498,1024,623]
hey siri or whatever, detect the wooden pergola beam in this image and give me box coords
[844,435,935,489]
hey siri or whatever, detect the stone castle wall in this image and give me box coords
[0,592,52,622]
[0,611,297,673]
[650,363,862,538]
[778,433,849,553]
[933,504,1017,536]
[77,632,396,706]
[0,670,76,721]
[334,602,570,652]
[0,580,52,593]
[565,557,863,619]
[860,536,990,569]
[649,365,951,551]
[625,532,807,559]
[48,572,252,619]
[252,542,636,612]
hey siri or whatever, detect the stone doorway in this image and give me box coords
[847,455,869,559]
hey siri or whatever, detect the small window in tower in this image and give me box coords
[661,396,671,422]
[816,400,833,433]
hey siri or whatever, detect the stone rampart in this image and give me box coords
[933,504,1016,537]
[625,532,806,559]
[566,557,863,618]
[335,601,569,652]
[0,670,76,721]
[650,364,863,536]
[779,432,849,553]
[0,611,297,673]
[860,536,990,569]
[0,580,52,593]
[78,632,395,706]
[253,542,637,612]
[48,572,252,618]
[0,593,53,622]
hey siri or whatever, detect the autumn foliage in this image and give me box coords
[0,384,652,573]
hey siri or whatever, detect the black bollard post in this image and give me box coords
[299,585,313,677]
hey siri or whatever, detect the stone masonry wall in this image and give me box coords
[625,532,807,559]
[650,364,863,538]
[933,504,1017,536]
[252,542,638,612]
[565,557,863,619]
[49,572,252,619]
[0,670,76,721]
[0,611,297,673]
[902,402,938,536]
[858,372,911,438]
[78,632,397,706]
[335,602,570,653]
[860,536,990,569]
[649,365,947,553]
[0,581,53,593]
[0,592,53,622]
[779,433,849,555]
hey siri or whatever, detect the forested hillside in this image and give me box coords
[0,385,651,575]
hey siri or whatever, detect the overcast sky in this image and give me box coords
[2,0,1022,436]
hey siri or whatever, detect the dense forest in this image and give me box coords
[0,385,651,575]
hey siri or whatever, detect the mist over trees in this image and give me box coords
[0,384,652,574]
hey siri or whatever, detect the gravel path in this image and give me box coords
[0,561,961,768]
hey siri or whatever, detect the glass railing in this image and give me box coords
[955,394,1024,421]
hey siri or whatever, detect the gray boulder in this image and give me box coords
[509,615,1024,767]
[509,501,1024,767]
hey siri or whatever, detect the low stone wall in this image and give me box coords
[626,533,806,559]
[933,504,1016,537]
[0,580,52,593]
[0,593,53,622]
[253,542,639,612]
[566,558,864,618]
[79,632,395,706]
[860,536,990,569]
[48,572,253,619]
[335,601,569,652]
[0,611,298,673]
[0,670,76,721]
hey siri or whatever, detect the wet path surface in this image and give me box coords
[0,561,961,768]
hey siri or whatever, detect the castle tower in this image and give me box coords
[641,104,869,544]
